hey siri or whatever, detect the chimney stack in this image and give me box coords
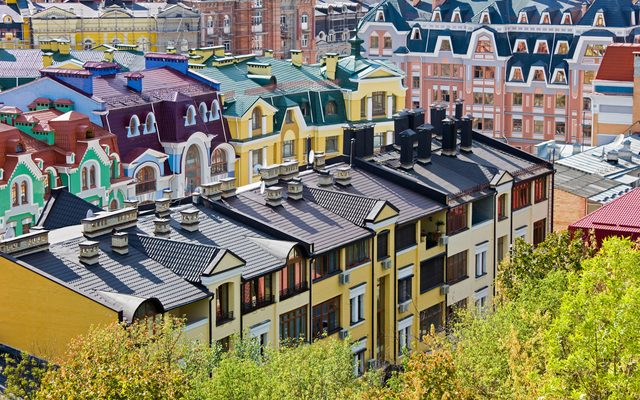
[279,160,299,181]
[265,186,283,207]
[79,241,100,265]
[318,169,333,187]
[201,181,223,200]
[407,108,425,131]
[180,208,200,232]
[416,124,433,164]
[259,164,281,186]
[334,166,352,186]
[220,177,236,198]
[111,232,128,255]
[399,130,416,170]
[606,149,619,164]
[287,178,304,200]
[344,124,375,159]
[163,188,173,199]
[619,139,633,161]
[291,50,303,67]
[454,99,464,120]
[441,118,457,157]
[325,52,339,80]
[125,73,144,92]
[394,111,410,144]
[430,104,446,140]
[153,218,171,238]
[124,199,139,210]
[155,198,171,218]
[459,115,473,152]
[313,151,326,170]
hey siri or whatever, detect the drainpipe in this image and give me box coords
[492,191,497,302]
[370,232,375,362]
[208,293,214,347]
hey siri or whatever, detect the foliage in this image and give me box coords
[1,352,47,399]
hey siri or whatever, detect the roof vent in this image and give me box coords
[163,189,173,199]
[124,199,139,210]
[153,218,171,238]
[287,178,303,200]
[155,198,171,218]
[79,240,100,266]
[318,169,334,187]
[335,166,352,186]
[82,208,138,239]
[220,177,236,198]
[180,208,200,232]
[399,129,415,170]
[259,164,280,186]
[313,151,326,170]
[606,149,619,164]
[619,139,633,161]
[201,181,223,200]
[279,160,299,181]
[265,186,283,207]
[111,231,128,255]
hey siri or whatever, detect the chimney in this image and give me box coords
[279,160,299,181]
[144,53,189,74]
[247,62,272,76]
[416,124,433,164]
[220,177,236,198]
[58,40,70,56]
[394,111,410,144]
[0,228,49,257]
[259,164,281,186]
[606,149,619,163]
[334,166,352,186]
[40,69,93,96]
[82,208,138,238]
[166,46,176,54]
[318,169,334,186]
[325,52,339,80]
[42,52,53,68]
[155,198,171,218]
[125,72,144,92]
[313,151,326,170]
[79,241,100,266]
[265,186,283,207]
[399,130,416,170]
[619,139,633,161]
[344,124,375,159]
[407,108,425,131]
[111,232,128,255]
[430,104,445,140]
[180,208,200,232]
[264,49,274,58]
[459,115,473,152]
[287,178,303,200]
[163,188,173,199]
[200,181,223,200]
[441,118,457,156]
[291,50,303,67]
[124,199,139,211]
[103,49,115,62]
[454,99,464,119]
[153,218,171,238]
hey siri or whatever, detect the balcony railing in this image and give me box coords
[216,310,234,326]
[242,294,275,313]
[279,281,309,301]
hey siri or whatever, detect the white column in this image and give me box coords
[261,115,267,135]
[248,119,253,139]
[387,95,393,119]
[262,146,267,167]
[248,149,253,184]
[367,96,373,121]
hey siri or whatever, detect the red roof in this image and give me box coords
[570,188,640,234]
[596,43,640,82]
[33,97,51,103]
[54,98,73,105]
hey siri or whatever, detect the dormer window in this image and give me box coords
[552,69,567,84]
[144,112,156,134]
[511,67,524,82]
[555,41,569,55]
[514,39,528,53]
[518,12,528,24]
[15,142,24,153]
[127,115,140,137]
[439,37,452,52]
[375,9,384,22]
[594,12,605,27]
[534,40,549,54]
[561,12,572,25]
[432,10,442,22]
[325,100,337,116]
[452,9,462,22]
[475,37,493,53]
[199,102,208,122]
[532,68,545,81]
[541,12,551,24]
[480,11,490,24]
[411,27,421,40]
[185,105,196,126]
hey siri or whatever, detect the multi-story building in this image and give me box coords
[183,0,316,62]
[315,0,369,61]
[0,3,29,49]
[359,0,640,152]
[28,2,200,52]
[191,36,406,186]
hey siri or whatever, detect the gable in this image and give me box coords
[32,7,77,19]
[373,203,399,224]
[362,68,398,79]
[490,170,514,187]
[208,250,244,275]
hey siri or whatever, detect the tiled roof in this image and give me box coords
[304,187,387,226]
[36,187,103,230]
[570,188,640,233]
[554,164,632,202]
[595,43,640,81]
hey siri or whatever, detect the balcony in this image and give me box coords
[216,310,234,326]
[242,294,274,314]
[279,281,309,301]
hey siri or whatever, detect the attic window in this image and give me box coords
[514,39,528,53]
[511,67,524,82]
[439,38,452,52]
[15,142,24,153]
[411,27,421,40]
[561,13,572,25]
[475,38,493,53]
[594,12,605,27]
[325,101,337,116]
[553,69,567,84]
[432,10,442,22]
[452,10,462,22]
[518,12,528,24]
[534,40,549,54]
[541,12,551,24]
[128,115,140,137]
[300,102,310,117]
[480,11,490,24]
[532,68,545,81]
[375,10,384,22]
[555,41,569,55]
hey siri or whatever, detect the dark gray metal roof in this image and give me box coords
[554,164,632,203]
[300,165,444,224]
[36,187,103,230]
[304,186,388,227]
[19,233,209,315]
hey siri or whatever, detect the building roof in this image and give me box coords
[570,188,640,234]
[36,187,103,230]
[595,43,640,82]
[554,164,632,203]
[304,186,388,226]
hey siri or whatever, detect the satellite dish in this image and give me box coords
[260,181,266,195]
[4,227,14,240]
[86,209,94,218]
[253,163,263,174]
[308,150,315,165]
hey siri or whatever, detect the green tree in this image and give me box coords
[1,352,46,399]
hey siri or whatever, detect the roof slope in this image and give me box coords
[36,187,103,230]
[304,187,387,226]
[570,188,640,234]
[595,43,640,81]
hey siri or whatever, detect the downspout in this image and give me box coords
[208,293,214,347]
[392,229,397,362]
[370,231,375,362]
[492,191,497,301]
[550,173,554,232]
[308,243,314,344]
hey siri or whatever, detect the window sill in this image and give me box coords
[420,283,445,294]
[498,215,508,222]
[350,319,365,329]
[475,272,488,279]
[347,259,371,271]
[534,198,548,204]
[396,244,417,255]
[513,205,531,212]
[447,227,469,237]
[447,276,468,285]
[377,255,391,262]
[312,269,341,284]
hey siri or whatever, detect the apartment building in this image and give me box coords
[359,0,640,153]
[182,0,316,62]
[315,0,369,61]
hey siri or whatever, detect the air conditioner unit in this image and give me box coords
[338,328,349,340]
[438,235,449,246]
[381,258,392,270]
[440,284,450,295]
[398,302,410,313]
[339,271,350,285]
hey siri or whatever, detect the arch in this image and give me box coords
[83,38,94,50]
[199,102,208,122]
[81,166,88,190]
[43,167,57,199]
[89,165,96,188]
[109,198,119,211]
[3,15,12,24]
[10,182,18,206]
[251,107,262,130]
[128,115,140,137]
[211,147,228,176]
[210,99,221,121]
[223,15,230,28]
[144,112,156,134]
[325,100,337,115]
[110,153,121,179]
[19,180,28,205]
[185,105,197,126]
[135,165,156,195]
[206,15,213,28]
[184,144,202,195]
[15,142,24,153]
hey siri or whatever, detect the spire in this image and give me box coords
[349,29,364,59]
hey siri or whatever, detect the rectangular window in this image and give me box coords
[251,150,263,173]
[441,64,451,77]
[242,274,273,313]
[534,120,544,135]
[398,324,411,353]
[360,97,367,118]
[395,223,416,251]
[473,92,483,104]
[533,94,544,107]
[353,350,365,376]
[280,254,307,300]
[484,118,494,131]
[420,255,444,293]
[283,139,295,158]
[512,182,531,210]
[473,66,484,79]
[285,110,294,123]
[447,204,467,235]
[216,283,233,325]
[370,36,379,49]
[313,250,340,280]
[350,287,365,325]
[533,219,546,246]
[383,36,392,49]
[555,122,566,138]
[583,97,591,111]
[534,177,547,203]
[497,193,507,220]
[398,276,412,304]
[556,94,566,108]
[484,93,494,105]
[373,132,385,150]
[512,92,523,105]
[441,89,450,102]
[377,231,389,260]
[412,76,420,89]
[280,306,307,342]
[346,239,370,268]
[419,302,443,338]
[512,118,522,132]
[475,246,487,277]
[446,251,468,284]
[325,136,338,153]
[312,296,340,338]
[584,70,595,85]
[372,91,386,116]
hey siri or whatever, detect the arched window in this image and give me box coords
[11,182,18,206]
[43,172,51,200]
[199,102,208,122]
[184,145,201,195]
[223,15,230,31]
[20,181,28,205]
[410,27,421,40]
[15,142,24,153]
[451,9,462,22]
[81,167,88,190]
[211,147,228,175]
[325,101,337,116]
[144,113,156,134]
[185,105,196,126]
[89,165,96,189]
[128,115,140,137]
[109,198,119,211]
[594,12,605,27]
[210,100,221,121]
[135,166,156,195]
[252,108,262,130]
[83,38,94,50]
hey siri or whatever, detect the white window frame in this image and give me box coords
[509,66,524,82]
[451,9,462,22]
[515,225,527,240]
[349,283,366,326]
[513,38,528,53]
[555,40,570,55]
[474,286,489,313]
[397,315,414,354]
[561,13,572,25]
[410,26,421,40]
[475,241,488,277]
[534,39,549,54]
[552,68,567,84]
[517,11,528,24]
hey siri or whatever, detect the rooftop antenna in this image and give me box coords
[350,137,356,166]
